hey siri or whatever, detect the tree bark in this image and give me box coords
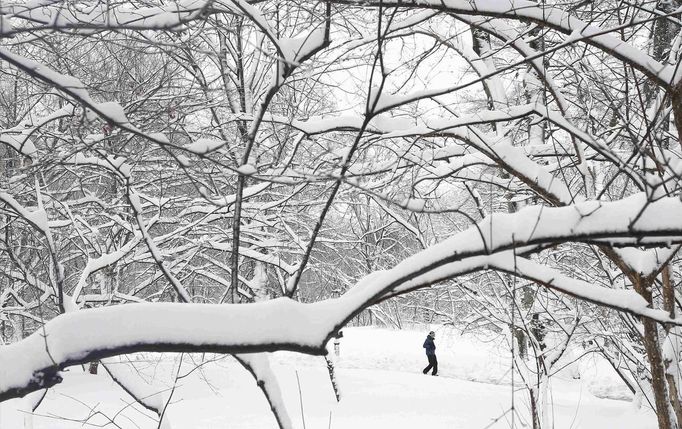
[635,274,678,429]
[662,265,682,425]
[643,317,676,429]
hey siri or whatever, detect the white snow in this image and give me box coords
[0,15,13,35]
[372,0,673,86]
[2,0,218,32]
[0,105,75,157]
[70,153,133,179]
[611,247,677,276]
[71,235,142,305]
[401,197,426,212]
[279,27,327,65]
[0,326,656,428]
[184,138,225,155]
[95,102,130,125]
[100,357,168,412]
[188,181,271,209]
[0,132,37,156]
[5,193,682,401]
[237,164,258,175]
[0,192,50,233]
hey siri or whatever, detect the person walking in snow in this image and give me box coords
[422,331,438,376]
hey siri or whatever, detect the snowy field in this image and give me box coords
[1,326,656,428]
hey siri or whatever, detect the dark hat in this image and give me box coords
[429,331,435,335]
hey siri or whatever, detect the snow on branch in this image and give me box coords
[207,241,300,275]
[0,105,75,157]
[68,152,133,179]
[128,189,192,303]
[264,104,621,176]
[609,246,680,278]
[70,235,142,306]
[370,195,428,248]
[190,181,271,209]
[489,254,657,317]
[0,192,50,234]
[0,0,218,35]
[0,186,67,310]
[332,0,675,87]
[0,299,340,402]
[234,354,294,429]
[0,48,176,153]
[270,5,330,88]
[384,248,669,323]
[0,130,37,157]
[5,193,682,401]
[456,15,567,112]
[378,114,577,205]
[269,104,641,202]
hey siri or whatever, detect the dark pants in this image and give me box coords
[423,354,437,375]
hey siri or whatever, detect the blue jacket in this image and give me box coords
[423,336,436,356]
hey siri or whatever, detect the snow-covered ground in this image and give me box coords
[1,325,656,428]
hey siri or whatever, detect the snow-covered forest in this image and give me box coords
[1,0,682,428]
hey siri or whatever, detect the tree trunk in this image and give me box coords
[667,371,682,429]
[514,327,528,360]
[635,273,678,429]
[672,88,682,153]
[642,318,676,429]
[602,247,679,429]
[529,385,541,429]
[662,265,682,425]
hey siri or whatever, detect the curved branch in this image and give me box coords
[328,0,675,88]
[4,193,682,402]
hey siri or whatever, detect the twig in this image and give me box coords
[295,370,307,429]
